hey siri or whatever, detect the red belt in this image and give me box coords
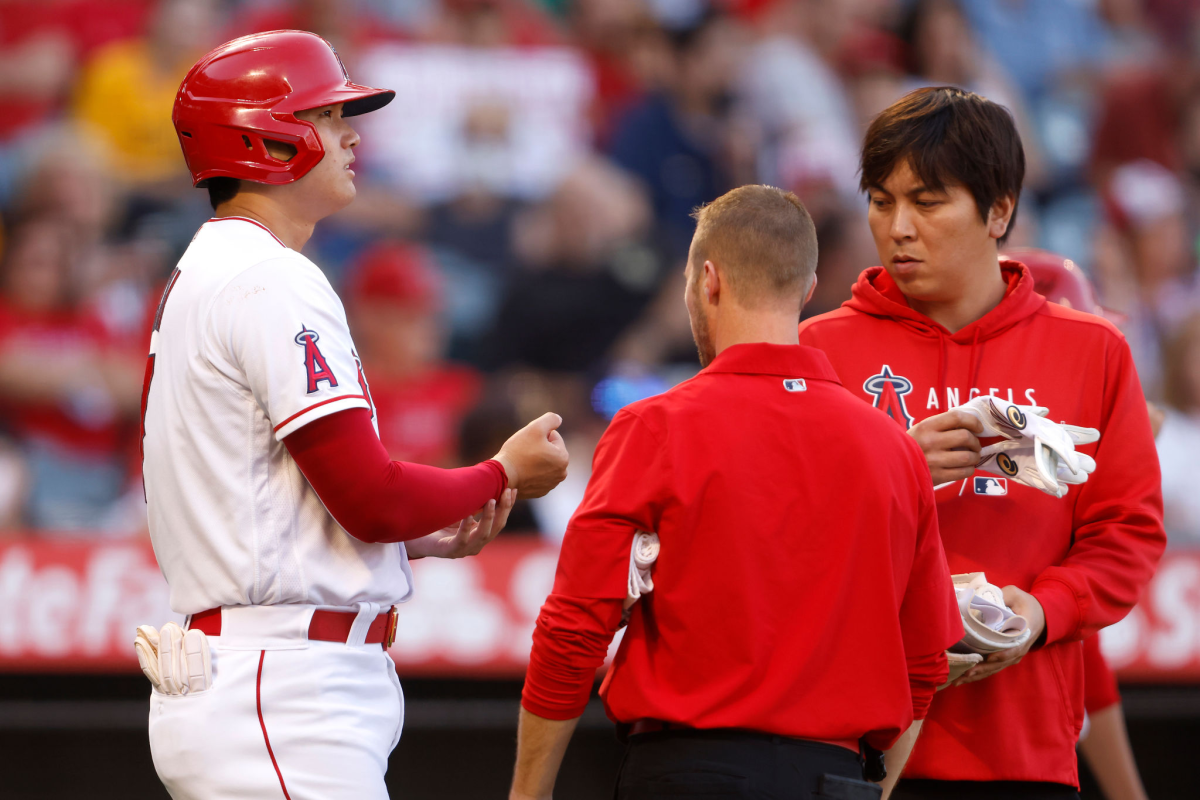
[627,720,860,754]
[189,606,398,649]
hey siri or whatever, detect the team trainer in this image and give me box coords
[510,185,962,800]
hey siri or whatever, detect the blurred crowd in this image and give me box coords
[2,0,1200,546]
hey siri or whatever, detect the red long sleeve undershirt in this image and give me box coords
[283,408,506,543]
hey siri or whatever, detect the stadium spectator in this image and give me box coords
[486,157,661,372]
[72,0,218,188]
[1157,312,1200,547]
[0,217,141,531]
[607,10,744,260]
[736,0,860,203]
[1096,159,1200,398]
[346,241,483,467]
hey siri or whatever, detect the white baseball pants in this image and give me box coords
[148,605,404,800]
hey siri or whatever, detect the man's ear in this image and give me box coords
[702,260,720,304]
[988,194,1016,240]
[803,274,818,307]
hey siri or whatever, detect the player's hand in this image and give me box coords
[494,413,569,499]
[955,585,1045,685]
[406,489,516,559]
[907,410,983,485]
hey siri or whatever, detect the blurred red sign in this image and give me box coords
[0,538,1198,681]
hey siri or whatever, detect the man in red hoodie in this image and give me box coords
[798,87,1165,798]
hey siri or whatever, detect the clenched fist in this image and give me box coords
[494,412,570,499]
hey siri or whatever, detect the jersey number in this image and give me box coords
[140,269,182,490]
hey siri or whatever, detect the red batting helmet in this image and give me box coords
[1003,247,1121,322]
[172,30,394,187]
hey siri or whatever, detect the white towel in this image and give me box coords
[950,572,1033,654]
[624,531,660,610]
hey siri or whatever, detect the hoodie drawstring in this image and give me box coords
[966,328,982,396]
[936,330,947,401]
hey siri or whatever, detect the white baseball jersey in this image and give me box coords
[142,216,413,615]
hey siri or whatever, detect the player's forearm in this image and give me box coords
[284,408,506,542]
[510,707,580,800]
[879,719,922,800]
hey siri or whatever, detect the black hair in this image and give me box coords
[860,86,1025,243]
[205,177,240,211]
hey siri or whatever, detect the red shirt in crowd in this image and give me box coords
[0,302,122,456]
[798,262,1166,785]
[0,0,150,141]
[371,365,481,467]
[522,343,962,750]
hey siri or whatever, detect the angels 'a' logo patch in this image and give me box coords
[863,365,914,429]
[295,325,338,393]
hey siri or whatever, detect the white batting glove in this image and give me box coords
[135,625,162,689]
[134,622,212,695]
[979,438,1097,498]
[957,396,1100,497]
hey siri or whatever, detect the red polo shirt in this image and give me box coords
[522,343,962,749]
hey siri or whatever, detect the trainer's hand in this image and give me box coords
[907,410,983,485]
[494,413,569,499]
[406,489,517,559]
[955,585,1045,686]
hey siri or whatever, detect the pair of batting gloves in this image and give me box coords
[135,622,212,695]
[957,396,1100,499]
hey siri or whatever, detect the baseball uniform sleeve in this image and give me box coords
[522,408,668,720]
[283,407,506,543]
[205,256,371,440]
[1032,335,1166,646]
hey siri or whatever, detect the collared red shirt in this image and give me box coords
[522,342,961,749]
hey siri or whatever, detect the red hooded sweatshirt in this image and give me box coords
[798,262,1165,786]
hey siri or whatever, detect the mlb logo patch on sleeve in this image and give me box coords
[783,379,807,392]
[974,477,1008,496]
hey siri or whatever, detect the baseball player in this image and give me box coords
[510,185,962,800]
[137,31,568,800]
[798,87,1165,798]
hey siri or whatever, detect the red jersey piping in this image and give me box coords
[273,395,368,432]
[256,651,293,800]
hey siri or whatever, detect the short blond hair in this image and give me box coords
[689,185,818,307]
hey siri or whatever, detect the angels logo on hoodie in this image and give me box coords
[863,365,914,429]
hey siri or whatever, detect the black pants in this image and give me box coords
[892,779,1081,799]
[615,729,881,799]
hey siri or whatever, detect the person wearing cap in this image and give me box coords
[345,242,483,467]
[137,31,568,799]
[510,184,962,800]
